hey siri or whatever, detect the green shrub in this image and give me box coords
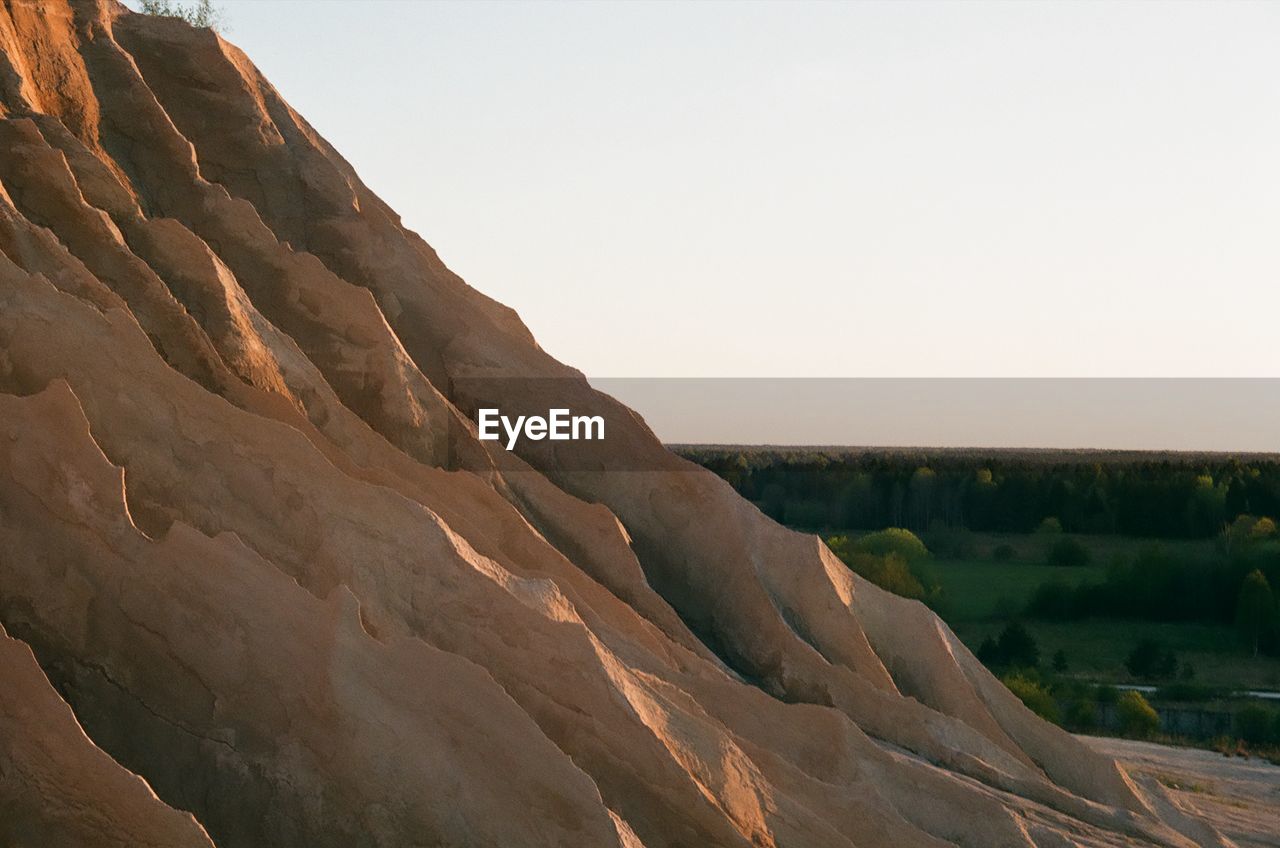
[843,552,927,600]
[1116,691,1160,738]
[827,535,941,604]
[853,528,929,562]
[992,543,1016,562]
[1026,580,1076,620]
[1002,672,1060,724]
[1036,517,1063,535]
[978,621,1040,669]
[1226,514,1278,551]
[1064,699,1097,731]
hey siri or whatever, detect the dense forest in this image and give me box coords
[676,447,1280,539]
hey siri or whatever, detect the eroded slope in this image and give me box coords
[0,2,1232,846]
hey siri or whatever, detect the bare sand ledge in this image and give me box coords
[1081,736,1280,848]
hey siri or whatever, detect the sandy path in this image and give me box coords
[1081,736,1280,847]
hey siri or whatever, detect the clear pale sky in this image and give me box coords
[164,0,1279,381]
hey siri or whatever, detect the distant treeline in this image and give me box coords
[676,447,1280,539]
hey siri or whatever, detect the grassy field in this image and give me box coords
[926,558,1106,621]
[950,619,1279,690]
[911,532,1280,691]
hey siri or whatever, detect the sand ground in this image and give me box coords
[1081,736,1280,847]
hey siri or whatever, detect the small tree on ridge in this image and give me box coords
[139,0,225,31]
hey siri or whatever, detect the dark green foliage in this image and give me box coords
[1026,580,1076,620]
[923,525,978,558]
[1064,698,1097,730]
[1032,678,1102,732]
[1235,704,1278,745]
[783,499,830,529]
[992,543,1016,562]
[1051,649,1068,672]
[1235,569,1277,656]
[1125,639,1178,680]
[977,636,999,663]
[1046,537,1091,567]
[978,621,1039,669]
[1023,547,1280,657]
[1225,515,1278,552]
[680,446,1280,541]
[1036,517,1063,535]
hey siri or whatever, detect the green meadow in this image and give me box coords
[917,533,1278,691]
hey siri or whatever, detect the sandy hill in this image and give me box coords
[0,2,1232,846]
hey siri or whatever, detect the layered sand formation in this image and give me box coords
[0,2,1235,845]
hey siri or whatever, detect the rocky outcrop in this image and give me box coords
[0,2,1231,846]
[0,622,214,848]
